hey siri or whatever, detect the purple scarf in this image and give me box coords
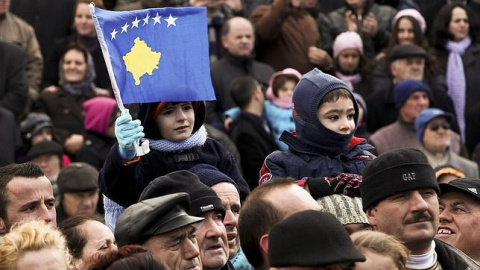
[446,36,471,141]
[335,71,362,91]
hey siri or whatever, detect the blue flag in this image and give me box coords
[91,6,215,104]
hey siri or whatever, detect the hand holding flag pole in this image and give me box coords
[89,4,215,156]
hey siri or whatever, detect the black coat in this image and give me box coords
[99,138,250,207]
[75,131,116,170]
[0,40,28,116]
[231,112,278,190]
[33,88,94,145]
[435,239,480,269]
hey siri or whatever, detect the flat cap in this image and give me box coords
[57,162,99,194]
[388,44,427,63]
[115,193,204,246]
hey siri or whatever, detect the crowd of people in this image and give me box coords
[1,0,480,269]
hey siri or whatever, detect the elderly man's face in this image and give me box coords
[437,192,480,261]
[399,91,429,123]
[391,57,425,82]
[62,190,99,218]
[366,188,439,255]
[193,211,229,269]
[30,154,61,182]
[144,225,202,270]
[1,176,56,233]
[422,117,451,154]
[211,182,241,259]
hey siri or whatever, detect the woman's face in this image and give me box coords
[62,49,87,83]
[337,48,360,73]
[75,3,96,37]
[73,220,117,270]
[397,18,415,45]
[449,7,469,42]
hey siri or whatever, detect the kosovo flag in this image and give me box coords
[90,5,215,104]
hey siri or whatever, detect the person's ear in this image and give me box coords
[390,62,398,77]
[365,207,377,227]
[259,233,269,255]
[0,218,7,235]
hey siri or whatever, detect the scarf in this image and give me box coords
[59,52,97,96]
[446,36,471,141]
[147,125,207,152]
[335,71,362,91]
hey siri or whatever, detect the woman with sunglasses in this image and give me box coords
[415,108,479,178]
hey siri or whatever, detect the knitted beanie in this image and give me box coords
[189,163,239,191]
[360,148,439,211]
[393,9,426,33]
[393,80,430,109]
[139,170,225,218]
[333,31,363,59]
[292,68,358,155]
[83,97,117,135]
[316,194,368,225]
[414,108,453,141]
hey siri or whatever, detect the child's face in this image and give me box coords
[337,48,360,73]
[317,97,355,134]
[155,102,195,142]
[277,80,296,98]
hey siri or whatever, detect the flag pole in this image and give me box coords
[89,3,124,112]
[89,3,150,156]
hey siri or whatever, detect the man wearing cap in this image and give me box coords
[366,43,456,134]
[360,148,479,269]
[437,178,480,262]
[268,210,365,269]
[27,140,64,197]
[189,164,253,270]
[139,170,231,270]
[115,192,204,270]
[238,177,321,270]
[416,108,478,178]
[0,162,56,235]
[55,162,101,223]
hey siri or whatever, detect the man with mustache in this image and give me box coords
[360,148,479,269]
[139,170,232,270]
[189,164,253,270]
[115,193,204,270]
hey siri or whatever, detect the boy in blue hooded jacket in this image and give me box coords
[259,69,375,198]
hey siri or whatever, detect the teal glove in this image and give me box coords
[115,109,144,160]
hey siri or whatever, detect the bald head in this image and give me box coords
[221,17,254,57]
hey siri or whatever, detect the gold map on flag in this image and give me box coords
[123,37,161,85]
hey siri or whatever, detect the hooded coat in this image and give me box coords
[99,101,250,207]
[260,69,375,183]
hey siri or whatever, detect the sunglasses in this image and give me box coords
[429,122,450,131]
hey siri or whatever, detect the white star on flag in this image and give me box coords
[143,13,150,26]
[153,13,162,25]
[165,14,178,27]
[121,22,130,33]
[110,28,118,40]
[131,17,140,28]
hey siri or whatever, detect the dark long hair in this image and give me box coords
[431,3,480,50]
